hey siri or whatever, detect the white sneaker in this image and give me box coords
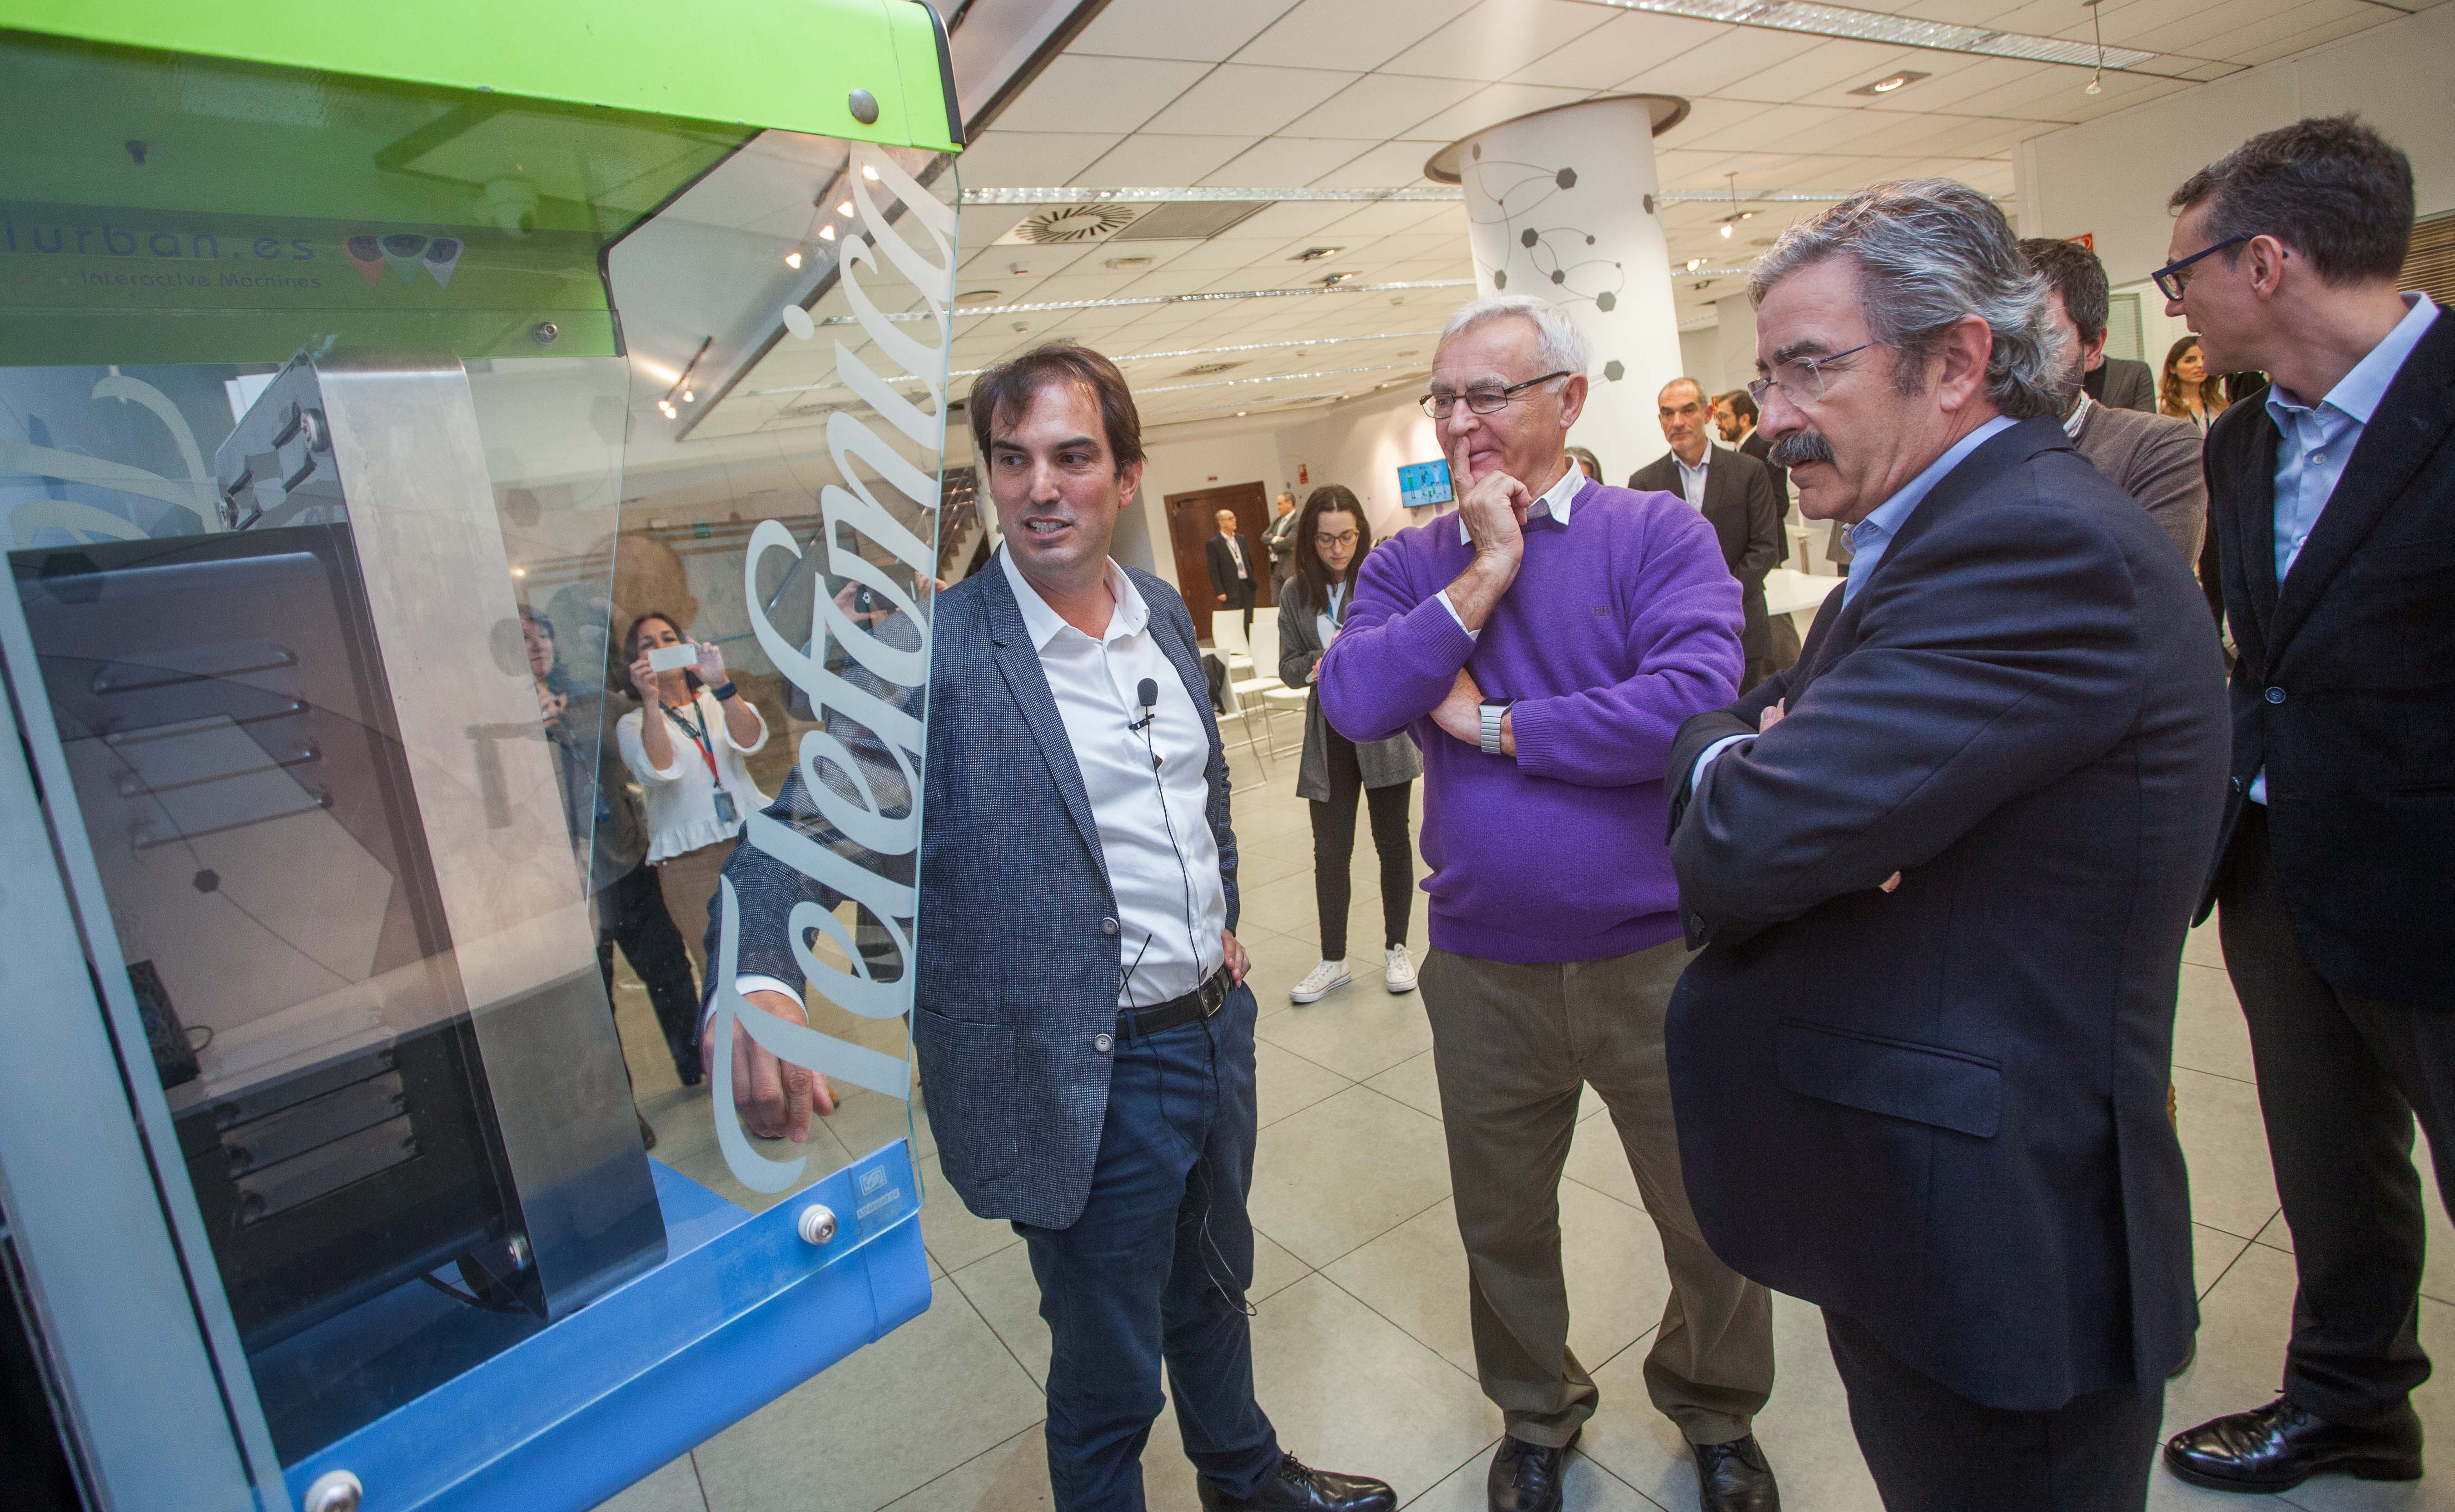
[1385,945,1418,994]
[1290,959,1351,1004]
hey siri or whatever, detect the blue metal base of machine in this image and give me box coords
[282,1139,930,1512]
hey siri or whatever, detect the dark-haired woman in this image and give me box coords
[2160,335,2225,433]
[616,612,769,987]
[1277,486,1421,1004]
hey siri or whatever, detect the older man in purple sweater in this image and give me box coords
[1318,297,1778,1512]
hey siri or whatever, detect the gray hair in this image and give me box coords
[1746,179,2065,421]
[1440,294,1592,380]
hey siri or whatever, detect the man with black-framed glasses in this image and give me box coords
[2155,115,2454,1499]
[1322,295,1779,1512]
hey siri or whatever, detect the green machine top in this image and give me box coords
[0,0,961,363]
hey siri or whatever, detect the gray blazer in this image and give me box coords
[715,562,1239,1229]
[1277,586,1421,802]
[2089,355,2158,414]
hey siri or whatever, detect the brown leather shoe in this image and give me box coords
[2164,1397,2422,1492]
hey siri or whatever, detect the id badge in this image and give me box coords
[713,789,740,826]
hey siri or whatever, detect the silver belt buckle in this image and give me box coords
[1199,970,1228,1018]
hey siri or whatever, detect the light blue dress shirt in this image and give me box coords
[2246,292,2438,804]
[1690,415,2017,795]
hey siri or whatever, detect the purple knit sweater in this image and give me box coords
[1319,479,1743,963]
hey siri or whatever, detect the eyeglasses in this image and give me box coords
[1746,342,1878,407]
[1314,530,1359,548]
[1420,370,1572,419]
[2151,234,2251,301]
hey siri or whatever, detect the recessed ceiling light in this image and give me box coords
[1719,222,1733,239]
[955,289,1005,305]
[837,201,855,217]
[1685,258,1706,271]
[1849,70,1931,96]
[785,249,802,269]
[860,164,880,181]
[1104,255,1155,270]
[1235,410,1247,416]
[1394,349,1418,357]
[1292,247,1345,263]
[1321,272,1354,285]
[819,224,836,241]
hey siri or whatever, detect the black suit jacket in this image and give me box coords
[1738,427,1788,520]
[1630,446,1784,661]
[1662,417,2230,1411]
[2200,309,2455,1005]
[1205,532,1258,608]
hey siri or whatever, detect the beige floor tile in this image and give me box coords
[1252,1228,1315,1304]
[1581,1291,1881,1512]
[2183,914,2226,971]
[1364,1050,1446,1123]
[1250,1086,1454,1268]
[1255,989,1435,1082]
[921,1149,1026,1273]
[952,1242,1053,1388]
[1243,928,1333,1007]
[596,1452,708,1512]
[2174,962,2257,1085]
[1240,876,1342,939]
[1405,1441,1662,1512]
[1324,1182,1673,1380]
[1239,846,1320,891]
[877,1426,1052,1512]
[1257,1040,1354,1129]
[2195,1222,2256,1301]
[2175,1066,2283,1240]
[1563,1106,1647,1214]
[696,1278,1047,1512]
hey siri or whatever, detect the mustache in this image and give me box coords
[1769,430,1836,468]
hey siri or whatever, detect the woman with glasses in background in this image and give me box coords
[1278,485,1422,1005]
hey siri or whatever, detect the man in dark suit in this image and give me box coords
[706,345,1394,1512]
[1206,508,1259,637]
[1715,389,1789,518]
[1630,378,1787,691]
[2153,117,2455,1497]
[2085,352,2158,413]
[1663,179,2229,1510]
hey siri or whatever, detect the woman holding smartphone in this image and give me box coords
[1278,485,1422,1004]
[616,611,770,985]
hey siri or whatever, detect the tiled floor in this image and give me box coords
[599,739,2455,1512]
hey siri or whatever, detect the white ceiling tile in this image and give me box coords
[1378,0,1619,82]
[1068,0,1302,63]
[1309,139,1446,186]
[1714,40,1931,105]
[949,131,1128,188]
[1858,56,2040,114]
[1682,102,1866,155]
[1234,0,1484,70]
[1282,73,1488,139]
[1320,199,1468,238]
[1896,0,2028,22]
[1075,133,1262,187]
[1200,137,1382,186]
[1218,199,1374,243]
[1138,63,1364,136]
[1402,81,1596,146]
[987,56,1212,135]
[2228,10,2390,65]
[1609,28,1824,99]
[1505,11,1730,91]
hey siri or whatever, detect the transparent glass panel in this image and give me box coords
[0,29,949,1475]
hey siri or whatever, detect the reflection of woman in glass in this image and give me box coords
[1277,485,1422,1005]
[615,612,770,991]
[2159,336,2225,434]
[523,607,705,1093]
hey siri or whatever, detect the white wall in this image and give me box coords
[1131,427,1289,590]
[2014,6,2455,287]
[1274,388,1450,540]
[1676,325,1723,405]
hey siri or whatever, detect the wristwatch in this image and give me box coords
[1479,697,1515,756]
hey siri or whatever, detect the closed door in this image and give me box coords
[1164,481,1271,640]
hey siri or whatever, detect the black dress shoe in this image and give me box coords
[1198,1454,1396,1512]
[1692,1435,1780,1512]
[2164,1397,2423,1492]
[1488,1431,1577,1512]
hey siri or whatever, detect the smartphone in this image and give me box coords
[647,643,697,673]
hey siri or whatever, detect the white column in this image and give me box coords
[1454,97,1684,486]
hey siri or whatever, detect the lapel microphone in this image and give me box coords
[1128,676,1159,733]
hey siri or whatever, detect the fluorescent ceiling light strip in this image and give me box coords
[1585,0,2161,71]
[960,187,1890,208]
[814,278,1474,326]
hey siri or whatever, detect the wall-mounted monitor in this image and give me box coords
[1397,460,1454,510]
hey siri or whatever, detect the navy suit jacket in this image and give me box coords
[715,560,1239,1229]
[1662,416,2229,1411]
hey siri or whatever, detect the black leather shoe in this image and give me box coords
[1198,1454,1396,1512]
[2164,1397,2423,1492]
[1692,1435,1780,1512]
[1487,1431,1576,1512]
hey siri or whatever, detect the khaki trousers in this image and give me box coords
[1420,939,1774,1448]
[655,839,736,985]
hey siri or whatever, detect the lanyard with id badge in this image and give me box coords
[664,699,739,826]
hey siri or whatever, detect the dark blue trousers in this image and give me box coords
[1014,984,1282,1512]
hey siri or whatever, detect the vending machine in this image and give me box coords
[0,3,963,1508]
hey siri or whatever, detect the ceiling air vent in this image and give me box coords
[994,204,1145,245]
[1111,200,1271,242]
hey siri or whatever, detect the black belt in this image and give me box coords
[1118,967,1231,1041]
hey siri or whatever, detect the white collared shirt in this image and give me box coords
[998,546,1225,1004]
[1674,446,1714,510]
[1441,465,1586,635]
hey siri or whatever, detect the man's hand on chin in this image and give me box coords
[1431,668,1485,747]
[699,988,838,1144]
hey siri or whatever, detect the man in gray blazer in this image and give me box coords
[2020,238,2208,565]
[2087,353,2159,414]
[709,345,1394,1512]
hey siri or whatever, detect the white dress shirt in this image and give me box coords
[1674,446,1714,510]
[616,689,770,863]
[1223,532,1249,580]
[1439,464,1587,635]
[2248,292,2440,803]
[999,547,1226,1005]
